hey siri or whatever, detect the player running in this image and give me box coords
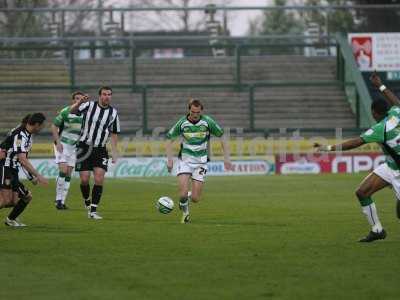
[166,98,233,224]
[51,92,86,210]
[315,72,400,242]
[0,113,48,227]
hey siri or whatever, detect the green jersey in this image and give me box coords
[360,106,400,170]
[166,115,224,164]
[53,106,83,146]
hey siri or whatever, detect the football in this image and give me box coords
[157,196,174,214]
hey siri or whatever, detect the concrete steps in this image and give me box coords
[0,60,70,86]
[0,55,356,135]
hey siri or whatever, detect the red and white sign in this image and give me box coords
[350,35,372,70]
[276,153,386,174]
[348,33,400,71]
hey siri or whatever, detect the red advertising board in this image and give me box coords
[275,153,386,174]
[351,36,373,70]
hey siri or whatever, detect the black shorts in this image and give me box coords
[0,165,30,198]
[75,142,109,172]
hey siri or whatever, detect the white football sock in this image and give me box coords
[362,203,383,233]
[62,181,71,204]
[180,198,189,215]
[56,176,65,202]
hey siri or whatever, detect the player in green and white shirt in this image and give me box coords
[165,98,232,224]
[51,92,86,210]
[315,73,400,243]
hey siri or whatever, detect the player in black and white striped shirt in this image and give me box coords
[0,113,48,227]
[72,86,120,219]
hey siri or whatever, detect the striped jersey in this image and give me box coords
[0,125,32,170]
[78,101,120,147]
[166,114,224,164]
[360,106,400,170]
[53,106,83,146]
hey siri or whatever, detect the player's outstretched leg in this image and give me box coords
[89,185,103,220]
[179,196,190,224]
[356,173,388,242]
[88,168,105,220]
[62,175,71,209]
[55,172,66,210]
[182,179,204,224]
[6,191,31,227]
[80,171,91,210]
[178,174,190,224]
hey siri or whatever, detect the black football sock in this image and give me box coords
[8,198,29,220]
[80,184,91,206]
[90,185,103,213]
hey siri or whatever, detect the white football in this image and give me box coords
[157,196,174,214]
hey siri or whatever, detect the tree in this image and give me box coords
[248,0,304,36]
[326,1,355,34]
[301,0,355,35]
[354,0,400,32]
[0,0,50,38]
[247,0,305,54]
[0,0,105,38]
[47,0,103,35]
[125,0,232,33]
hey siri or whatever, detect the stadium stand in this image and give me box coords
[0,55,355,135]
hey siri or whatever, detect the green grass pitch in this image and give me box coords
[0,174,399,300]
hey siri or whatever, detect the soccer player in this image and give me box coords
[71,86,120,220]
[0,113,48,227]
[1,115,38,185]
[51,92,86,210]
[165,98,232,224]
[315,72,400,242]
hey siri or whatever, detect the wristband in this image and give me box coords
[379,85,387,92]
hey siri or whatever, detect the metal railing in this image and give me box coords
[0,35,335,89]
[335,34,374,128]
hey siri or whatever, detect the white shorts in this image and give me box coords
[54,143,77,167]
[373,162,400,199]
[176,160,207,182]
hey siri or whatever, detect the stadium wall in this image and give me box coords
[21,152,384,179]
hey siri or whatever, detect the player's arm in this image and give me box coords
[51,117,63,154]
[109,114,120,163]
[165,118,183,173]
[0,148,5,160]
[52,107,70,153]
[17,153,48,186]
[110,133,118,163]
[21,166,38,185]
[206,115,233,170]
[314,137,365,152]
[220,136,233,171]
[370,72,400,107]
[14,134,48,186]
[70,94,89,113]
[165,139,174,173]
